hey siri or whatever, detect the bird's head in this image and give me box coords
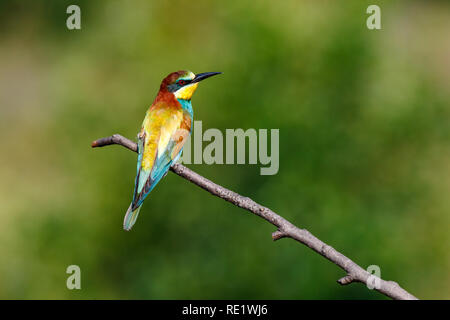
[161,70,221,100]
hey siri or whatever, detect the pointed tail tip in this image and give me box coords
[123,203,142,231]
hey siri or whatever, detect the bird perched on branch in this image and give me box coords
[123,70,221,230]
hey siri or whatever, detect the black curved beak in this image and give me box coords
[192,72,222,83]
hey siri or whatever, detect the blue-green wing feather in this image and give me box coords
[131,138,180,210]
[125,135,179,230]
[131,134,147,206]
[125,105,192,231]
[124,134,146,230]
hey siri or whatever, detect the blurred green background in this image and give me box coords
[0,0,449,299]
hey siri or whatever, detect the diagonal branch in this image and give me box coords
[91,133,418,300]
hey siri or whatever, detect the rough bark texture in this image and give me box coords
[92,133,418,300]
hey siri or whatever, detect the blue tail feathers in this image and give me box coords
[123,203,142,231]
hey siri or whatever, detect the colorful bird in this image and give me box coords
[123,70,221,230]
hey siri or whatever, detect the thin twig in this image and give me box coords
[92,133,418,300]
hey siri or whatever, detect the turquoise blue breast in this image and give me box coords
[177,99,193,118]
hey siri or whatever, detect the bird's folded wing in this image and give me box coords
[131,127,148,209]
[131,107,190,209]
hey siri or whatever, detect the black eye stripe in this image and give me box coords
[177,79,190,86]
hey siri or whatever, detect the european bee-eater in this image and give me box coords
[123,70,221,231]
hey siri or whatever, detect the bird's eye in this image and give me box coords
[178,80,186,86]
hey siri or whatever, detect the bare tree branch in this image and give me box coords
[91,133,418,300]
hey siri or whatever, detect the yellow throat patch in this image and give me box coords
[174,83,199,100]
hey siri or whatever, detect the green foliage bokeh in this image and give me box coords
[0,0,449,299]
